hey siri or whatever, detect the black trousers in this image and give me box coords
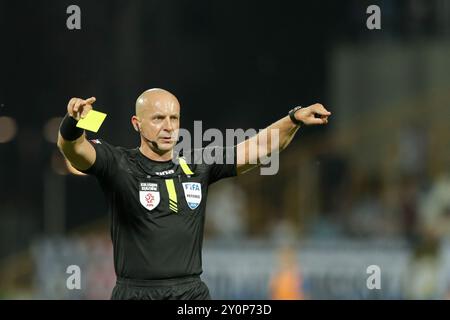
[111,275,211,300]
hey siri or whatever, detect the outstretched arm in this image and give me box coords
[236,103,331,175]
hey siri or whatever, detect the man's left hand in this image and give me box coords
[296,103,331,125]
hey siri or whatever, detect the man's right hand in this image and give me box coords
[67,97,96,120]
[58,96,98,171]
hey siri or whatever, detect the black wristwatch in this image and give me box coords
[288,106,303,126]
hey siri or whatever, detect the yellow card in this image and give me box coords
[76,110,107,133]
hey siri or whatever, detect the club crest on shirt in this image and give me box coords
[182,182,202,210]
[139,182,160,211]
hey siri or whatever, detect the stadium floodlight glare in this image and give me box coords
[0,117,18,143]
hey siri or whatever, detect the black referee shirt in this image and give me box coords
[81,139,237,280]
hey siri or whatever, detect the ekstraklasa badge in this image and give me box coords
[139,182,160,211]
[182,182,202,210]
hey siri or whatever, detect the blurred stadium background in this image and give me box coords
[1,0,450,299]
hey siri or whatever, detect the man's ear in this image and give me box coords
[131,116,140,132]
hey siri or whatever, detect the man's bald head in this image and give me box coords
[135,88,180,118]
[131,88,181,156]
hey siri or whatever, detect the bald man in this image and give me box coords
[57,88,331,300]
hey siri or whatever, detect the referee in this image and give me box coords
[57,88,331,300]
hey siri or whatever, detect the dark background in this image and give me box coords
[1,0,449,299]
[1,0,444,256]
[1,0,350,257]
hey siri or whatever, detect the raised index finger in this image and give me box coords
[314,104,331,116]
[84,97,96,105]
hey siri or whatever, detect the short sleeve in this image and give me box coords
[202,145,237,185]
[79,139,118,180]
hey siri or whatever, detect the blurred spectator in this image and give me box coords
[205,180,247,240]
[269,218,299,245]
[398,173,421,241]
[31,234,115,299]
[269,245,306,300]
[401,173,450,299]
[316,136,351,219]
[346,173,391,238]
[401,233,442,299]
[418,173,450,238]
[396,126,428,178]
[83,235,115,300]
